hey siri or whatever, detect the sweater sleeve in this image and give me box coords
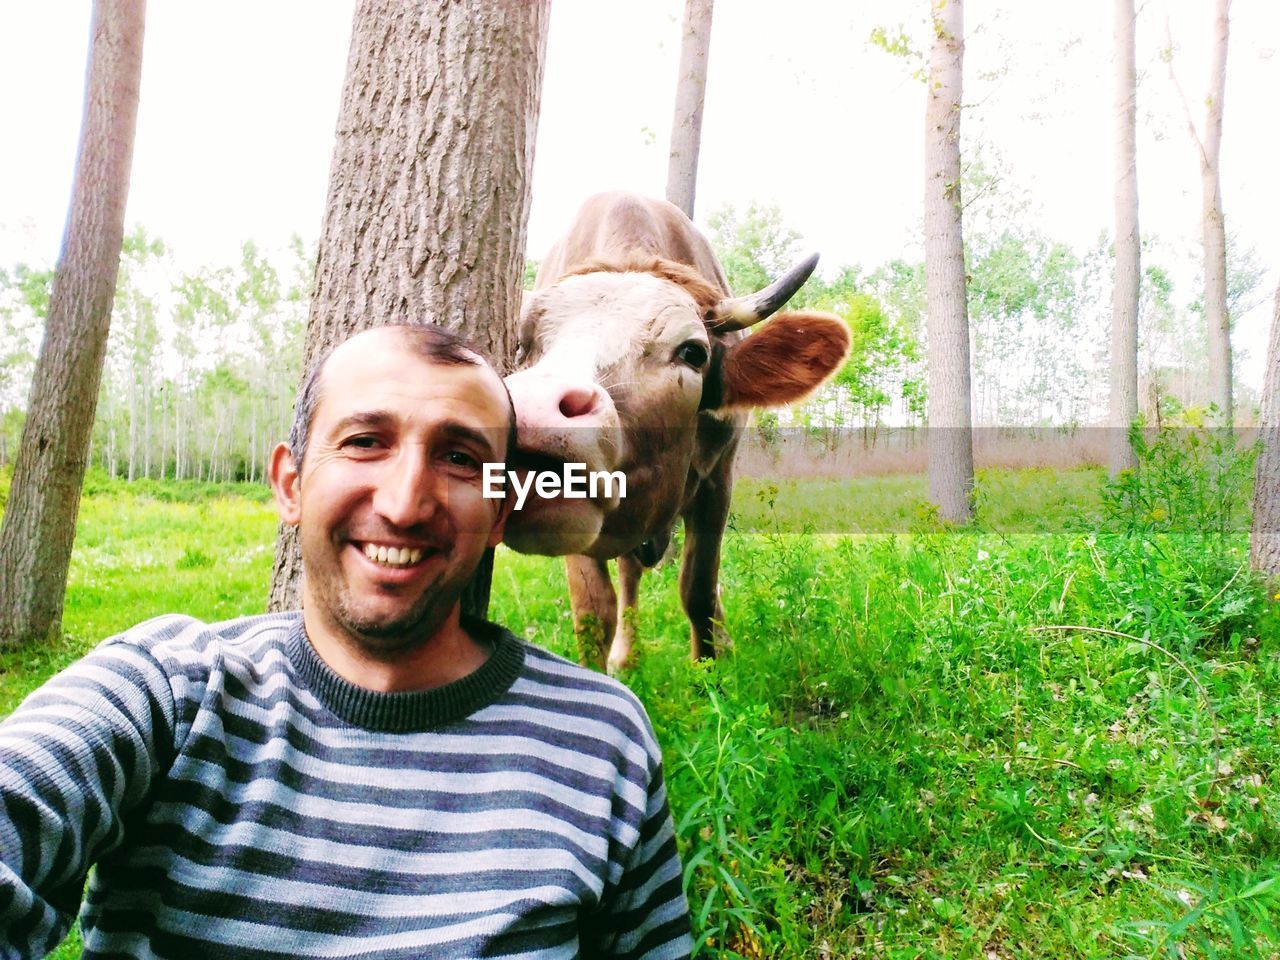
[585,759,693,960]
[0,640,176,959]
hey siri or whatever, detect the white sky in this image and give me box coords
[1,1,1275,390]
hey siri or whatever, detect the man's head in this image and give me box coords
[287,323,517,473]
[269,324,515,659]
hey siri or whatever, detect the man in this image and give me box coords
[0,324,692,959]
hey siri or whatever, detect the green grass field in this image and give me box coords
[2,464,1278,958]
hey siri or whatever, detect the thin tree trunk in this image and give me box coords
[665,0,715,218]
[143,363,151,479]
[1251,282,1280,582]
[127,371,138,482]
[1110,0,1140,475]
[1201,0,1231,422]
[0,0,145,647]
[923,0,974,524]
[210,412,222,485]
[174,388,182,480]
[249,397,258,484]
[1166,0,1235,420]
[268,0,551,614]
[159,384,167,480]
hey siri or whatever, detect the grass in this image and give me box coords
[2,463,1278,958]
[732,466,1107,535]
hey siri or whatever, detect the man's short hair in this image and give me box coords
[287,323,518,469]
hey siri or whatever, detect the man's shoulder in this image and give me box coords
[513,639,660,750]
[105,611,301,673]
[517,640,641,703]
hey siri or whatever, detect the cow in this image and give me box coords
[503,191,850,672]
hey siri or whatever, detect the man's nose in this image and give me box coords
[371,450,441,528]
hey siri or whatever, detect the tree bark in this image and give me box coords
[923,0,974,524]
[268,0,551,614]
[665,0,715,218]
[1251,282,1280,583]
[1202,0,1232,421]
[0,0,145,648]
[1109,0,1140,476]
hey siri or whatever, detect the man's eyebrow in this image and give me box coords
[328,410,396,436]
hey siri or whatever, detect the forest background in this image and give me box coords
[3,2,1280,956]
[1,0,1277,481]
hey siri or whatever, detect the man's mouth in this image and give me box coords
[359,542,427,568]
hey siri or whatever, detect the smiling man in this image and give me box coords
[274,325,516,692]
[0,324,692,959]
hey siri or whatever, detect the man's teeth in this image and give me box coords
[362,543,424,567]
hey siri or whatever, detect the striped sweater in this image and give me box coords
[0,613,691,959]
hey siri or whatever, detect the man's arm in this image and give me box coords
[0,641,175,958]
[585,761,693,960]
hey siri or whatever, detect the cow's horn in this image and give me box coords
[708,252,820,333]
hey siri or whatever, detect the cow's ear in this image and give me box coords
[717,311,851,409]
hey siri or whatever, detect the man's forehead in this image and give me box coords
[326,325,481,366]
[322,329,466,383]
[316,328,508,424]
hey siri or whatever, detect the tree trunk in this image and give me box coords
[1109,0,1140,475]
[923,0,974,524]
[1251,282,1280,582]
[268,0,551,614]
[127,370,138,482]
[0,0,145,648]
[1202,0,1232,422]
[174,388,183,480]
[143,363,152,479]
[159,384,167,480]
[665,0,715,218]
[249,396,258,484]
[209,413,223,484]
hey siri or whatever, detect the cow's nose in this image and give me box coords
[506,367,619,435]
[558,384,605,419]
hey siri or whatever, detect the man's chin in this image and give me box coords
[335,597,453,655]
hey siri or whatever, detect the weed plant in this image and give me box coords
[1,450,1277,958]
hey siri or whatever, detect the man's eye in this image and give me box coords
[443,450,481,471]
[342,435,382,452]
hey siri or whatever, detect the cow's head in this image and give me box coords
[503,255,850,557]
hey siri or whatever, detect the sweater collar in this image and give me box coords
[284,615,526,732]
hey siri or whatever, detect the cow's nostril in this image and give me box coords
[558,386,600,419]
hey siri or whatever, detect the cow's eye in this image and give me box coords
[674,341,709,369]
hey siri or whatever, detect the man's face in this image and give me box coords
[270,329,512,655]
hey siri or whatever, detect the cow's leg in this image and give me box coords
[565,555,615,670]
[680,476,731,660]
[606,553,645,674]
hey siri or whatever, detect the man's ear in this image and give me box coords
[716,310,851,409]
[268,442,302,525]
[486,489,515,549]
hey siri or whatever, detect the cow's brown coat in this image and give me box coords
[504,192,850,671]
